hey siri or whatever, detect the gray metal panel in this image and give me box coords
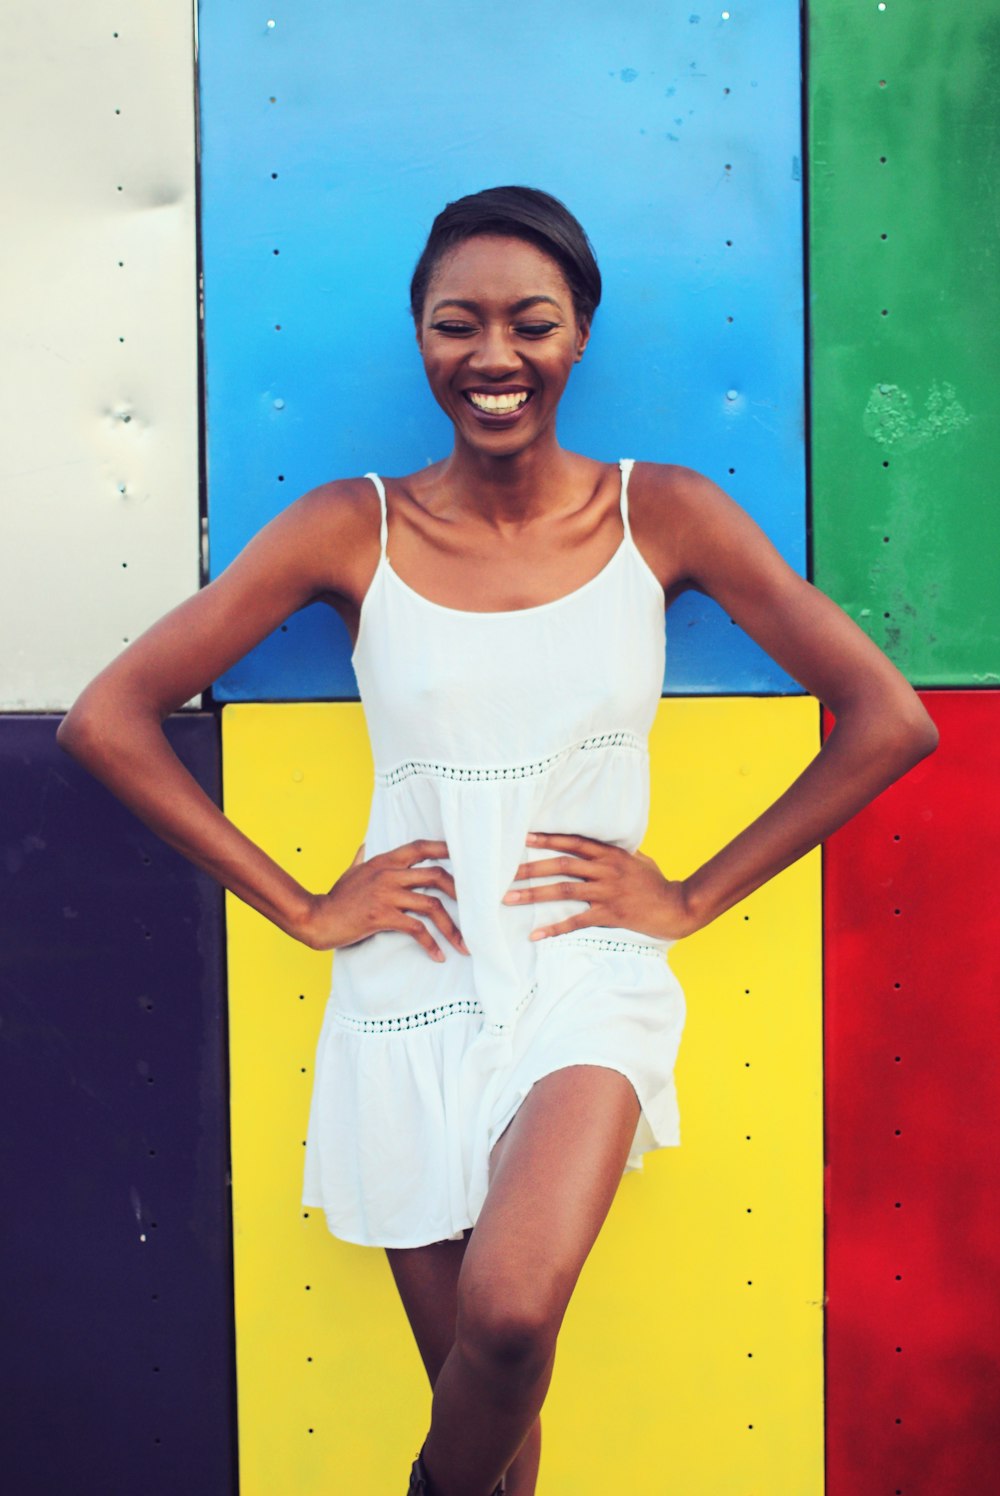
[0,4,200,710]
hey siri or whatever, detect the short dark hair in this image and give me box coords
[409,185,602,327]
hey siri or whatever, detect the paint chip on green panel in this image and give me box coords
[862,381,972,450]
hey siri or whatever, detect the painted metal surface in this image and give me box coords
[0,716,234,1496]
[809,1,1000,684]
[824,691,1000,1493]
[199,1,806,700]
[222,697,822,1494]
[0,4,200,711]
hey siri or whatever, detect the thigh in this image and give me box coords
[461,1064,642,1332]
[385,1232,471,1387]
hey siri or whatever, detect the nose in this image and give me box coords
[468,323,521,378]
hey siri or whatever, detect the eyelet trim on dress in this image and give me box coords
[376,731,645,788]
[332,982,537,1036]
[556,935,668,959]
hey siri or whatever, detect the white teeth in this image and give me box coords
[467,391,530,413]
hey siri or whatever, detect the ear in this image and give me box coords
[414,318,424,354]
[574,317,592,363]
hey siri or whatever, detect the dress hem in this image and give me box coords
[302,1057,681,1250]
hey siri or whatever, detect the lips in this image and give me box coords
[461,388,534,422]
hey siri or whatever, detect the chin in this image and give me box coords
[456,413,553,457]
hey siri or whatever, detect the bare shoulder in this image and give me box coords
[270,473,383,603]
[628,460,744,525]
[628,459,912,716]
[625,461,752,598]
[631,457,790,580]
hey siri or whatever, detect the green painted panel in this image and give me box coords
[809,1,1000,685]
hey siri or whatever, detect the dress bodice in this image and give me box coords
[337,459,668,1049]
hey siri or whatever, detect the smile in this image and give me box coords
[463,390,533,415]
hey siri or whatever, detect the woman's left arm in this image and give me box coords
[508,468,939,941]
[658,467,938,933]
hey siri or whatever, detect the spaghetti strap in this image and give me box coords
[618,458,636,541]
[364,472,389,558]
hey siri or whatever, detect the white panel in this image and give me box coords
[0,3,200,710]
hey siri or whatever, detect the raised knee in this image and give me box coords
[455,1292,558,1378]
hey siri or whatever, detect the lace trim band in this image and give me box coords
[332,981,537,1037]
[376,731,645,788]
[555,935,668,959]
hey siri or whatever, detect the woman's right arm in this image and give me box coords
[58,481,466,960]
[57,483,366,947]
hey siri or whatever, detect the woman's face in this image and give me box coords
[416,234,590,456]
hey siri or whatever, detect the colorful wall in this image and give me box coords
[1,3,996,1493]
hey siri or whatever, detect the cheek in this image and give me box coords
[419,351,449,388]
[422,360,461,413]
[542,356,577,393]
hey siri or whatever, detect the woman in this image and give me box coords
[58,186,938,1496]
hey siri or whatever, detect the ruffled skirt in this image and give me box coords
[301,935,686,1249]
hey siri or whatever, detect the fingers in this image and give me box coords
[529,914,592,942]
[402,893,469,957]
[503,880,590,906]
[387,838,450,866]
[397,916,448,963]
[397,865,463,948]
[504,853,593,906]
[354,842,467,958]
[508,854,593,883]
[401,864,458,902]
[524,832,606,857]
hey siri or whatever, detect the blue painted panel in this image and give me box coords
[0,716,235,1496]
[200,1,805,698]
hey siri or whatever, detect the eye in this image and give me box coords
[429,320,476,336]
[516,322,558,337]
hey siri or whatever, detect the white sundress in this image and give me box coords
[302,458,687,1248]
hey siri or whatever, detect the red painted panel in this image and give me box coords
[824,691,1000,1494]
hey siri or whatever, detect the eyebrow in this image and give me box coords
[429,295,563,316]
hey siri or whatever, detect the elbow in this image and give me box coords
[55,701,97,761]
[57,684,162,769]
[828,684,939,778]
[915,713,940,759]
[56,683,127,763]
[889,699,939,769]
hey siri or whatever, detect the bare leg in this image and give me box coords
[386,1228,541,1491]
[417,1064,641,1496]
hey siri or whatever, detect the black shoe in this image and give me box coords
[407,1442,505,1494]
[406,1446,431,1494]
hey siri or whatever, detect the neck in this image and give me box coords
[441,430,579,529]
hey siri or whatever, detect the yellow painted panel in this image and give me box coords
[543,697,825,1495]
[223,698,823,1496]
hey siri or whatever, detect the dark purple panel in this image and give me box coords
[0,715,235,1496]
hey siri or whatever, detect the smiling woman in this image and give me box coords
[414,232,591,499]
[56,185,938,1496]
